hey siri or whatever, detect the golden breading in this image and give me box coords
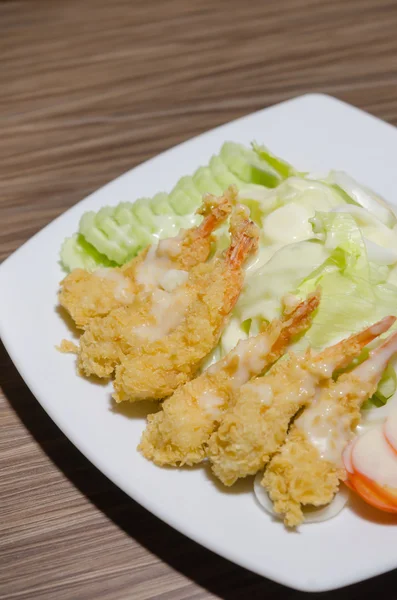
[113,207,259,401]
[59,189,233,329]
[139,293,320,466]
[208,316,395,487]
[263,325,397,527]
[59,263,138,329]
[263,428,343,527]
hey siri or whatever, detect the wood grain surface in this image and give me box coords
[2,1,397,598]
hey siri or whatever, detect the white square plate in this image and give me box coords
[1,94,397,593]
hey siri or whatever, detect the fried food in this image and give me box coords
[73,191,235,378]
[263,320,397,527]
[138,292,320,466]
[207,317,395,486]
[59,189,233,329]
[112,205,260,401]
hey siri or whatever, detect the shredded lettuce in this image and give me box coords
[327,171,396,227]
[60,141,397,408]
[293,212,397,350]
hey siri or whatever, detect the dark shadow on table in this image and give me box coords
[1,339,396,600]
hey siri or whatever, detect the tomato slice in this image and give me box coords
[343,477,356,492]
[369,477,397,507]
[346,472,397,513]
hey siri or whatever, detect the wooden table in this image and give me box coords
[2,1,397,598]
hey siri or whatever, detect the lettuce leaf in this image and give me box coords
[295,212,397,350]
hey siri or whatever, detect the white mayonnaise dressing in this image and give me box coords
[197,391,224,418]
[262,203,313,244]
[158,269,189,293]
[296,376,364,466]
[132,288,190,342]
[94,268,134,303]
[136,245,175,291]
[296,397,353,466]
[131,240,191,341]
[212,336,271,389]
[157,230,185,258]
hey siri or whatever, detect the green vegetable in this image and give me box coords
[60,234,115,272]
[327,171,396,227]
[373,363,397,404]
[252,142,297,180]
[294,212,397,350]
[209,155,241,189]
[237,240,330,325]
[61,141,294,271]
[59,141,397,412]
[220,142,282,187]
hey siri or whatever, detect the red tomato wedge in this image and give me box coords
[342,428,397,513]
[347,472,397,513]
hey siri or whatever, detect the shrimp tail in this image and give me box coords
[352,329,397,382]
[225,204,259,268]
[313,315,396,374]
[195,187,235,237]
[164,188,234,269]
[273,290,321,353]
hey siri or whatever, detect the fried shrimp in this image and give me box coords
[208,317,395,486]
[263,320,397,527]
[112,205,260,402]
[138,292,320,466]
[59,188,234,329]
[74,191,235,378]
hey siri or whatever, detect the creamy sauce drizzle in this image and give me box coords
[296,380,358,466]
[132,288,190,341]
[297,400,352,466]
[94,268,134,303]
[209,335,271,389]
[157,231,185,258]
[129,240,191,341]
[197,391,224,418]
[136,245,175,291]
[158,269,189,292]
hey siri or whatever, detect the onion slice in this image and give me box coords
[254,472,349,524]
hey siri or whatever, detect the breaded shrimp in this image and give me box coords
[263,322,397,527]
[208,317,395,486]
[138,292,320,466]
[77,201,254,379]
[113,206,260,402]
[77,284,192,378]
[59,188,234,329]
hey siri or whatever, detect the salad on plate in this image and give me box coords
[58,141,397,526]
